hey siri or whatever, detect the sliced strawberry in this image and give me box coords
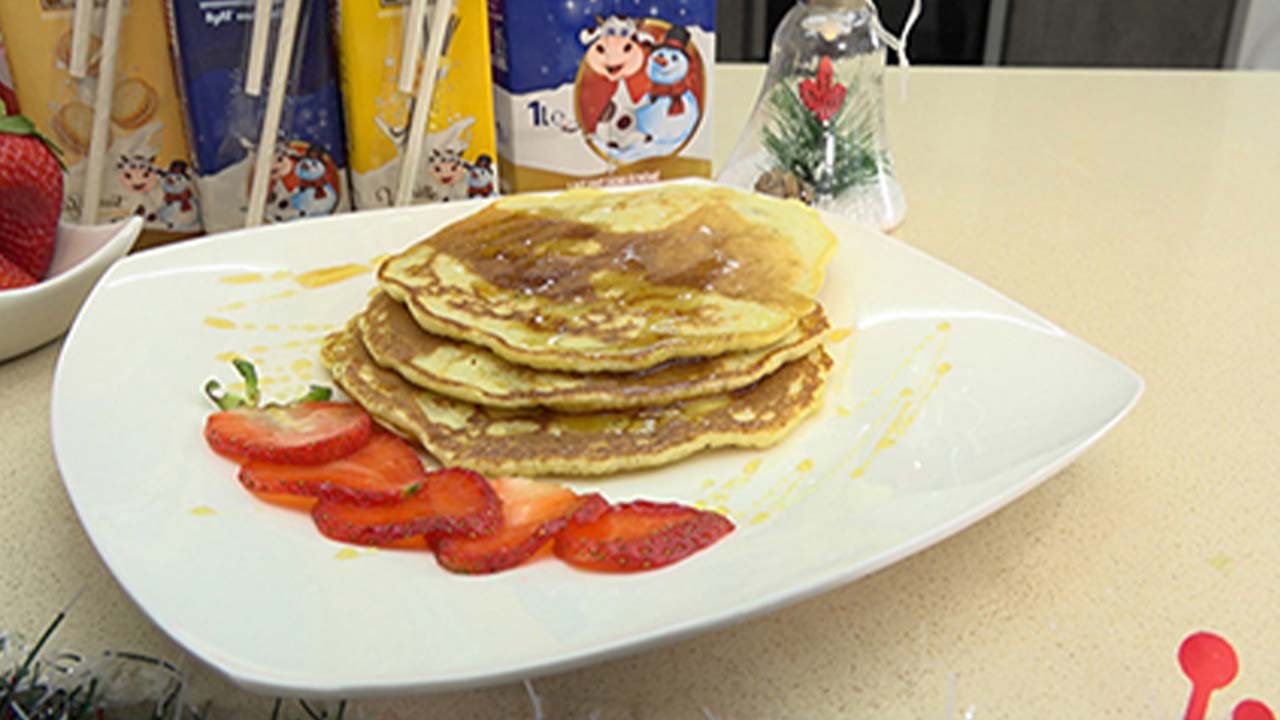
[435,477,609,575]
[239,431,424,505]
[311,467,501,546]
[204,401,372,465]
[251,491,319,512]
[554,501,735,573]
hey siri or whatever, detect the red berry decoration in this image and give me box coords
[798,56,846,124]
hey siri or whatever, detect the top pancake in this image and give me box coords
[378,184,837,372]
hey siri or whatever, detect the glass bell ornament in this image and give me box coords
[720,0,918,231]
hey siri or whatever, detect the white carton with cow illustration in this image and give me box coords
[488,1,714,192]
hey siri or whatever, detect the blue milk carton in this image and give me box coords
[167,0,350,231]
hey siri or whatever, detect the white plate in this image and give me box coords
[51,188,1142,697]
[0,217,142,361]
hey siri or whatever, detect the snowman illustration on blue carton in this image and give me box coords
[636,27,700,155]
[291,146,339,217]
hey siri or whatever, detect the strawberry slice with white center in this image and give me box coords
[205,401,372,465]
[434,477,608,575]
[239,431,425,505]
[311,467,502,547]
[202,358,372,465]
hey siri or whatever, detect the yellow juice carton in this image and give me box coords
[0,0,202,233]
[488,1,714,192]
[0,27,17,113]
[336,0,498,208]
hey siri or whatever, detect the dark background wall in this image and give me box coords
[717,0,1243,68]
[1002,0,1238,67]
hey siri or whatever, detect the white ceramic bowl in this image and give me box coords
[0,217,143,361]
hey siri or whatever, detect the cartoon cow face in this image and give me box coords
[271,147,298,184]
[429,149,465,187]
[579,15,653,83]
[115,154,159,194]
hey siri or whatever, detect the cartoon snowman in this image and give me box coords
[635,26,700,154]
[290,147,339,217]
[156,160,200,231]
[467,154,496,198]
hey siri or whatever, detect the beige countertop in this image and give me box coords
[3,64,1279,718]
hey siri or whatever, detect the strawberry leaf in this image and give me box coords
[204,359,334,410]
[204,358,260,409]
[231,358,261,405]
[0,107,66,172]
[204,379,244,410]
[0,113,36,136]
[293,384,332,404]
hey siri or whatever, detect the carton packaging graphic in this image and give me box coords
[167,0,350,232]
[488,0,714,192]
[336,0,497,208]
[0,27,18,113]
[0,1,203,232]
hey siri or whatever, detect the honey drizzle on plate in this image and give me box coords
[695,322,954,525]
[204,256,385,396]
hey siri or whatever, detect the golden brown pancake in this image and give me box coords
[321,325,832,477]
[377,184,837,372]
[356,291,830,413]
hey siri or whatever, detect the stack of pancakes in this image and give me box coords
[321,184,838,477]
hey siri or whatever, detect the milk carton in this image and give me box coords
[166,0,351,232]
[0,1,202,233]
[336,0,498,208]
[0,27,17,113]
[488,1,714,192]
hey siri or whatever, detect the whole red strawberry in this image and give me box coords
[0,99,63,288]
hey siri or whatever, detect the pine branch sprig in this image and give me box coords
[759,76,888,198]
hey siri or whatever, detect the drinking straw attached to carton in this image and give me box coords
[244,0,274,96]
[81,0,124,224]
[398,0,429,93]
[245,0,303,228]
[68,0,95,78]
[395,0,455,207]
